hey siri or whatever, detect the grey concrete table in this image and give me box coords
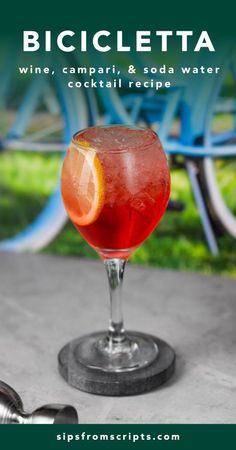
[0,252,235,423]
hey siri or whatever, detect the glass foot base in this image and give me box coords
[74,331,159,372]
[58,331,175,396]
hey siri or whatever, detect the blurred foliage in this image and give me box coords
[0,150,235,277]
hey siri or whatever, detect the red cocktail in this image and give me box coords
[61,125,170,259]
[59,125,174,395]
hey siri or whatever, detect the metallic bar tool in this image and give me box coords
[0,381,78,424]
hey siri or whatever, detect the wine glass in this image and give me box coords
[58,125,175,395]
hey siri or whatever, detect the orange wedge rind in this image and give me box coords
[61,142,105,226]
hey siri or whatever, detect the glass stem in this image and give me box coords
[104,258,126,346]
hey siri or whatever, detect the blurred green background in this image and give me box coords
[0,149,235,277]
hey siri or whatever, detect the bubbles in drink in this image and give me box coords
[63,126,170,259]
[75,125,157,152]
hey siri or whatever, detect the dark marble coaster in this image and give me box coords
[58,331,175,396]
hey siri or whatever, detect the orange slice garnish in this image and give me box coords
[61,141,105,226]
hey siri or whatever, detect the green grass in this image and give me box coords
[0,151,236,277]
